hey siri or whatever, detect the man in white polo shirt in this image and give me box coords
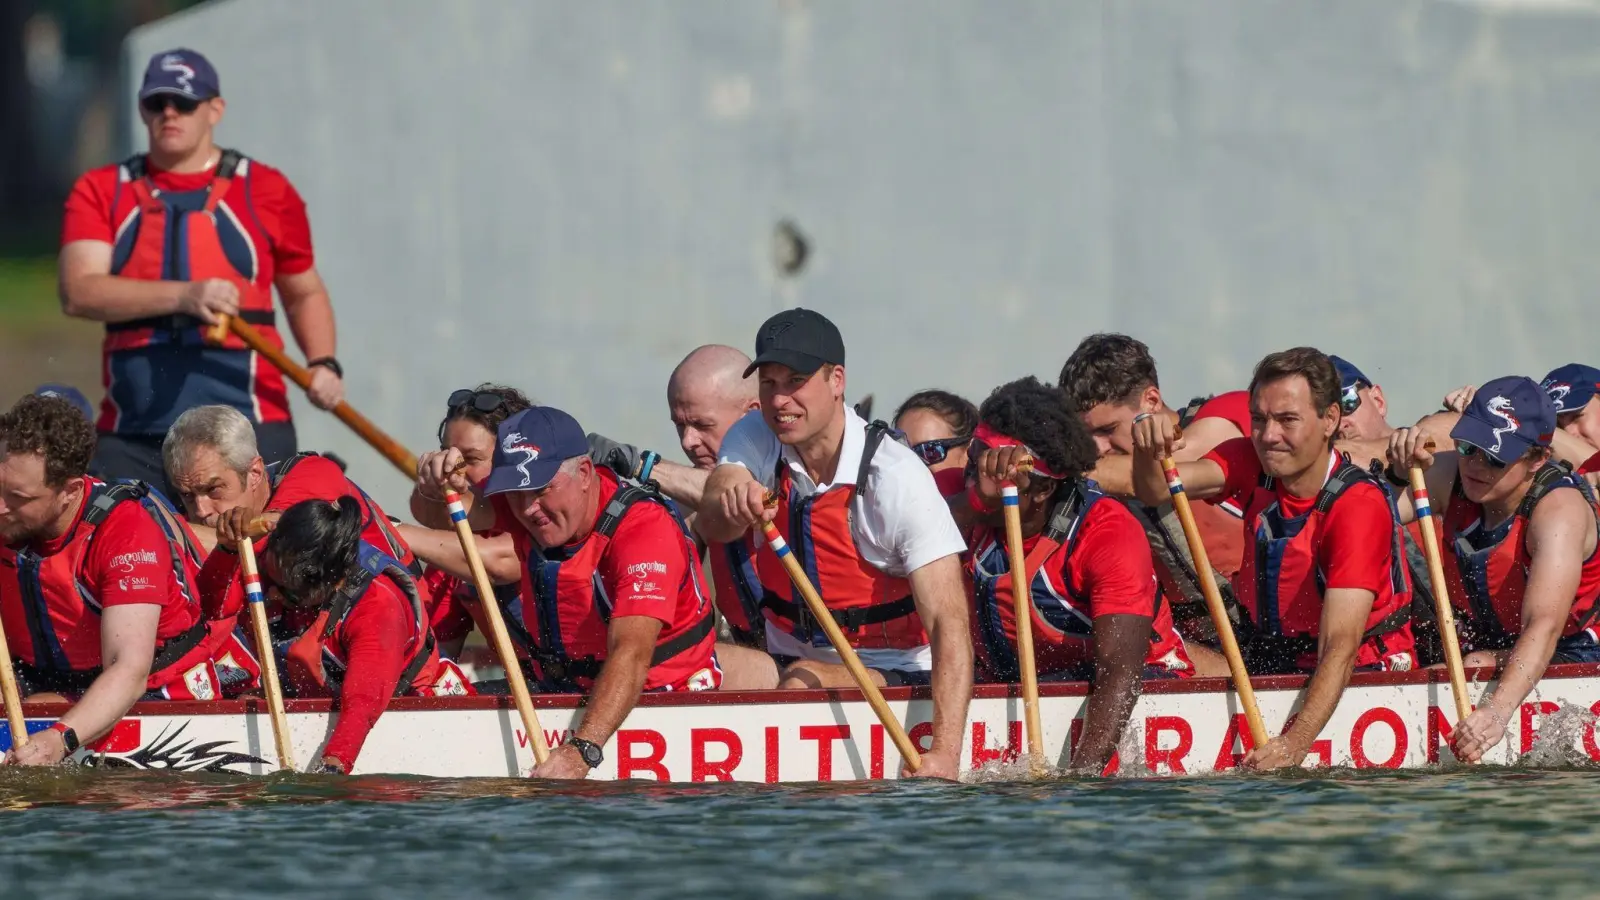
[698,308,972,779]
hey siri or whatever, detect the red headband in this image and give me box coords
[971,422,1064,479]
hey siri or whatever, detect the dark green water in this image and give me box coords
[0,768,1595,899]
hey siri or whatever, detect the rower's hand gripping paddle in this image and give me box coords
[999,457,1047,776]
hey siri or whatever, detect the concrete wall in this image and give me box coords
[126,0,1600,511]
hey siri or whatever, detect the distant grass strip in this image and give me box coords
[0,257,68,330]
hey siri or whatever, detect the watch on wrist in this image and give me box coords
[307,356,344,378]
[636,449,661,483]
[568,736,604,768]
[50,722,80,755]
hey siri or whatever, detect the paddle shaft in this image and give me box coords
[1409,467,1474,723]
[443,490,549,766]
[0,617,27,750]
[208,315,417,480]
[1001,483,1046,771]
[759,521,923,770]
[1161,456,1270,747]
[237,538,295,771]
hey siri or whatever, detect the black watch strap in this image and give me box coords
[307,356,344,378]
[568,736,604,768]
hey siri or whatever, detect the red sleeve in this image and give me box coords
[1201,437,1261,507]
[600,505,689,625]
[195,545,245,620]
[489,493,515,535]
[249,163,315,276]
[1581,452,1600,476]
[61,168,118,246]
[1192,390,1251,436]
[1318,484,1396,594]
[1070,502,1160,618]
[932,467,966,500]
[423,569,474,644]
[321,582,413,768]
[267,457,350,512]
[86,503,176,608]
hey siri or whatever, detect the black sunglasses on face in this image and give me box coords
[1456,441,1510,470]
[141,94,204,116]
[911,435,970,466]
[1339,383,1367,416]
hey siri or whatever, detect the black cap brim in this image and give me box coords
[743,350,827,379]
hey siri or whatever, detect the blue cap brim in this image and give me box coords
[1450,416,1535,464]
[482,458,562,496]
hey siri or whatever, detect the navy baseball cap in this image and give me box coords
[33,384,94,422]
[744,308,846,378]
[482,406,590,495]
[1540,363,1600,415]
[139,49,221,100]
[1330,356,1373,392]
[1451,375,1555,464]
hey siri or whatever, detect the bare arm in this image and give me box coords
[696,464,764,544]
[1279,587,1371,760]
[1384,427,1461,525]
[413,448,496,531]
[906,553,974,767]
[276,267,337,360]
[396,523,520,584]
[1070,613,1149,774]
[647,460,709,508]
[1173,416,1244,461]
[58,240,214,322]
[1488,492,1587,713]
[64,604,161,742]
[1132,455,1227,508]
[572,616,662,746]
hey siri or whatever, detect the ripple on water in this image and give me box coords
[3,767,1600,899]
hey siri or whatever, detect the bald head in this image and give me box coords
[668,344,760,469]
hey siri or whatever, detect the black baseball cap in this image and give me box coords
[743,308,846,378]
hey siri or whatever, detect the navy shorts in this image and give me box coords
[1551,632,1600,664]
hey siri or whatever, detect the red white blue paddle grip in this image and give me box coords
[762,522,792,558]
[1413,486,1431,519]
[1001,483,1020,506]
[1163,461,1185,495]
[243,571,265,605]
[443,490,469,525]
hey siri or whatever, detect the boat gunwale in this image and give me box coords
[18,662,1597,719]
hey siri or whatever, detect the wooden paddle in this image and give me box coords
[1408,452,1473,726]
[0,621,28,751]
[237,520,295,772]
[442,488,549,766]
[758,497,922,772]
[206,315,417,479]
[1000,473,1046,775]
[1160,454,1269,748]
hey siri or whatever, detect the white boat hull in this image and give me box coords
[7,665,1600,781]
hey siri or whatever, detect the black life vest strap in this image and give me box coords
[1176,395,1214,431]
[759,591,918,630]
[1515,460,1576,520]
[106,308,275,334]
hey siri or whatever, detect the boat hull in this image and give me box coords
[6,665,1600,781]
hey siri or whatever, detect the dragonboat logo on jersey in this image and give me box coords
[109,549,159,573]
[1486,395,1521,455]
[161,54,197,94]
[1543,379,1573,412]
[500,432,543,488]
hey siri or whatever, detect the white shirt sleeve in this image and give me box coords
[715,409,781,491]
[855,448,967,577]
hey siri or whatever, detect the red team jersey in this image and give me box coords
[62,156,314,433]
[493,469,718,692]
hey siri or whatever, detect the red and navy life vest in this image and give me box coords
[519,483,715,690]
[754,421,926,651]
[1236,456,1413,667]
[279,542,438,697]
[970,480,1178,680]
[708,534,764,645]
[1442,462,1600,648]
[268,453,420,576]
[99,149,289,434]
[0,480,210,684]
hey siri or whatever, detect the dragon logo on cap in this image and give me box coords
[1486,396,1520,455]
[500,431,542,488]
[160,54,196,93]
[1543,380,1572,412]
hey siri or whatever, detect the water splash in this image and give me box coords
[1518,702,1599,768]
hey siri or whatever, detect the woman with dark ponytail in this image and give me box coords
[262,496,472,774]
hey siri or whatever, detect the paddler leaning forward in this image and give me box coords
[415,404,720,780]
[953,377,1195,774]
[1386,377,1600,763]
[1131,347,1417,770]
[697,307,973,780]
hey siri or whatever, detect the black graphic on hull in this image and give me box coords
[88,722,268,773]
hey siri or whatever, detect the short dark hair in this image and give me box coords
[894,389,979,438]
[0,395,96,487]
[1249,347,1340,415]
[438,383,535,447]
[1058,333,1160,413]
[977,376,1099,482]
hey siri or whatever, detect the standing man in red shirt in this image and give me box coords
[1131,347,1417,770]
[416,405,719,780]
[57,48,343,495]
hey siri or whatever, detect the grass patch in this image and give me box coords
[0,257,66,331]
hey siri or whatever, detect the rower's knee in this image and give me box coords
[1461,650,1501,670]
[777,662,825,690]
[777,659,888,690]
[22,691,70,703]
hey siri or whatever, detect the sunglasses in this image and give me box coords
[141,94,205,116]
[911,435,970,466]
[1339,383,1368,416]
[1456,441,1510,470]
[447,389,508,414]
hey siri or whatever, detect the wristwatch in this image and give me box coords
[306,356,344,378]
[568,736,604,768]
[50,722,80,755]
